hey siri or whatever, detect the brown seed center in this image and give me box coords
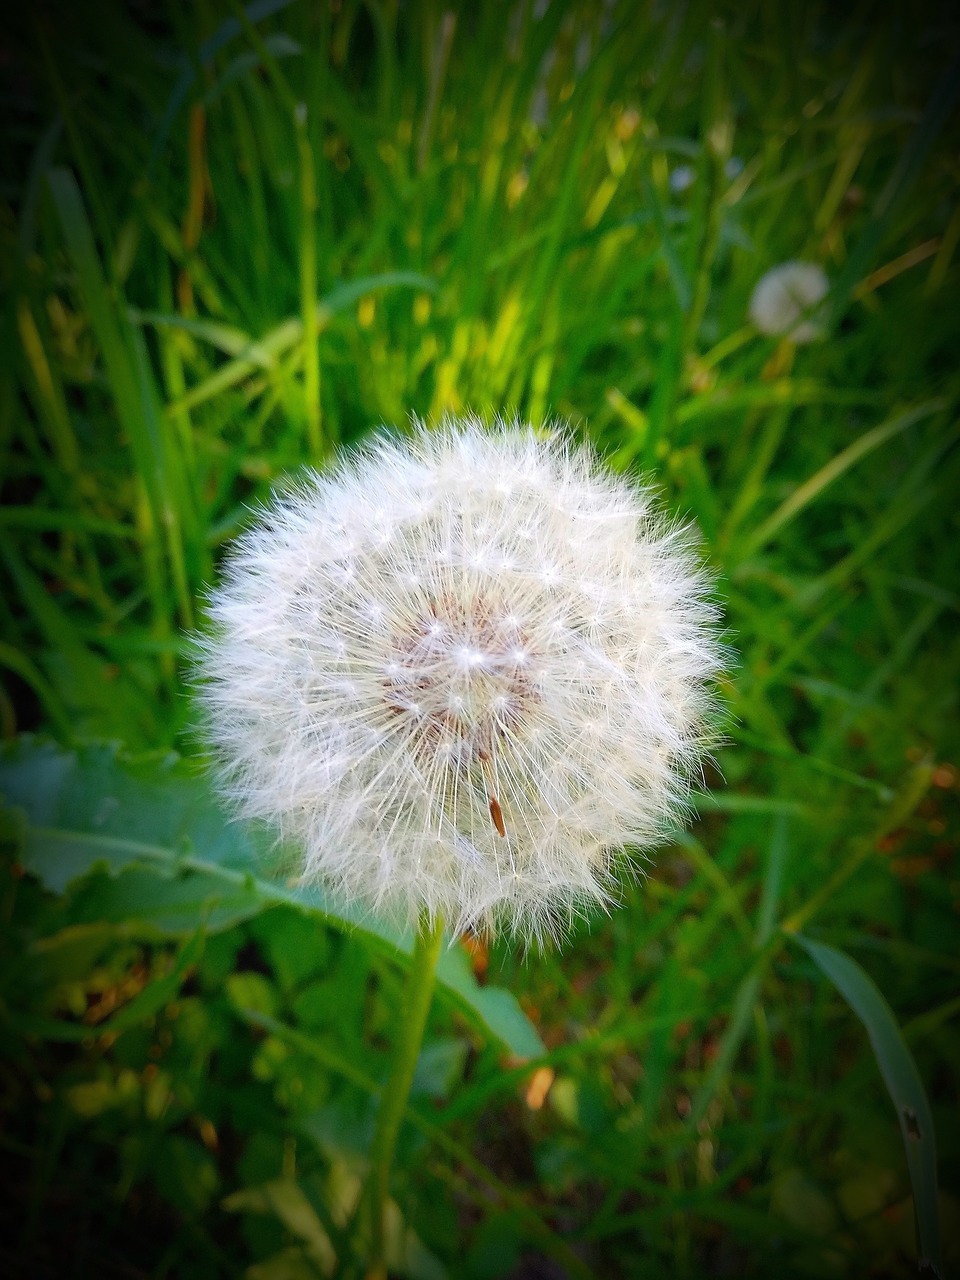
[383,595,538,836]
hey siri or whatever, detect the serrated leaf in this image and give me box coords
[63,863,265,935]
[792,934,941,1278]
[0,737,544,1059]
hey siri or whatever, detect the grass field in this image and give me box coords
[1,3,958,1277]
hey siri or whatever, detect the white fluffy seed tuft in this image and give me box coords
[748,261,829,343]
[196,417,725,945]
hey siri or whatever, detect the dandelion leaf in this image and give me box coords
[0,737,544,1056]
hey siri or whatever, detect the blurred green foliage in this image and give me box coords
[1,2,958,1277]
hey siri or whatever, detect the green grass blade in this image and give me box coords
[45,167,194,627]
[755,815,789,947]
[15,300,81,478]
[677,381,882,428]
[0,507,134,539]
[130,309,273,362]
[792,934,941,1278]
[0,643,73,740]
[686,817,789,1129]
[643,171,692,313]
[738,399,944,557]
[164,272,435,416]
[149,0,297,166]
[782,761,933,936]
[828,55,960,324]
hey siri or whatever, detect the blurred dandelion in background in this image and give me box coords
[748,260,830,343]
[669,164,696,193]
[197,418,724,945]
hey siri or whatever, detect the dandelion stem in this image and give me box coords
[366,911,445,1275]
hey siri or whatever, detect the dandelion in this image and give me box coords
[197,417,723,945]
[197,416,724,1270]
[669,164,696,194]
[748,260,829,343]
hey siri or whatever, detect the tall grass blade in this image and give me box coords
[740,399,944,558]
[45,167,196,628]
[828,55,960,323]
[150,0,297,166]
[793,935,942,1278]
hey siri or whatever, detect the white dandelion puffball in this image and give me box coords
[198,419,723,943]
[748,261,829,343]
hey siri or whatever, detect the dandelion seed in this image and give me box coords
[670,164,695,194]
[748,261,829,343]
[196,417,724,944]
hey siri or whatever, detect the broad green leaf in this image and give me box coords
[792,934,941,1278]
[66,863,266,935]
[434,945,543,1061]
[0,738,544,1059]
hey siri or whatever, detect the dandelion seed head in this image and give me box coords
[196,417,725,945]
[748,260,830,343]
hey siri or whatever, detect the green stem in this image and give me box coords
[367,912,445,1275]
[296,103,322,460]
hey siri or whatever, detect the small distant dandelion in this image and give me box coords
[669,164,696,194]
[197,419,724,944]
[749,261,829,343]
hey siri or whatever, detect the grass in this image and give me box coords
[1,2,958,1277]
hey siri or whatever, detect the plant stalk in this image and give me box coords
[366,912,445,1276]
